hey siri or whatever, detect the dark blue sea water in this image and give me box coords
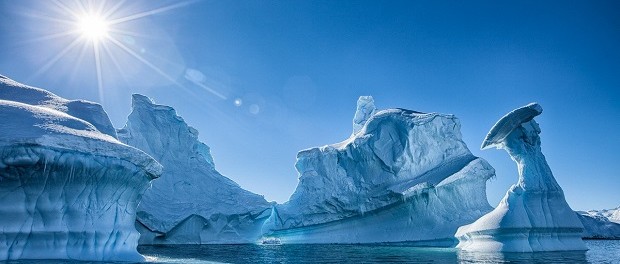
[138,240,619,264]
[3,240,618,263]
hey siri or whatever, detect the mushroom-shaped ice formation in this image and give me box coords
[480,103,542,150]
[455,103,586,252]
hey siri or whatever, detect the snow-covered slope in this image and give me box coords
[0,75,161,261]
[577,210,620,239]
[118,94,272,244]
[261,96,495,245]
[582,206,620,224]
[456,103,586,252]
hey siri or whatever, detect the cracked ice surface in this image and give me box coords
[261,96,495,245]
[456,103,587,252]
[0,75,161,261]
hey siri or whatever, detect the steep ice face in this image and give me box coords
[262,96,495,244]
[576,211,620,239]
[456,103,587,252]
[0,76,161,261]
[352,95,377,135]
[118,94,272,244]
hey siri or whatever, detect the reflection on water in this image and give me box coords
[140,244,460,263]
[458,250,587,263]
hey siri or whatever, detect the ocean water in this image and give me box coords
[138,240,620,264]
[2,240,618,263]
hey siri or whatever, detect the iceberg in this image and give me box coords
[0,75,161,261]
[456,103,587,252]
[261,96,495,245]
[118,94,272,244]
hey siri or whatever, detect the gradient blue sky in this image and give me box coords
[0,0,618,211]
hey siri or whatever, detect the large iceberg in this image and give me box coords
[118,94,272,244]
[261,96,495,245]
[456,103,587,252]
[0,75,161,261]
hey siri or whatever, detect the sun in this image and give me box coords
[77,13,109,41]
[26,0,213,105]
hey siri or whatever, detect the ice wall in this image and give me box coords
[118,94,272,244]
[262,96,495,245]
[456,103,587,252]
[0,75,161,261]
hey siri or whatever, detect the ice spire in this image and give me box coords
[352,96,377,135]
[456,102,586,252]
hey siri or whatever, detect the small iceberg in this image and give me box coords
[456,103,587,252]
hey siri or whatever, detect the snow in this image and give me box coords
[456,103,587,252]
[118,94,272,244]
[582,206,620,224]
[577,210,620,239]
[0,75,161,261]
[261,96,495,244]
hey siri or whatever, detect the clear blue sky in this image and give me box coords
[0,0,618,211]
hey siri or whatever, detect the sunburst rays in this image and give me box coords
[19,0,225,104]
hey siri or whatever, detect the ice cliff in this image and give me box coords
[117,94,272,244]
[0,75,161,261]
[261,96,495,245]
[456,103,587,252]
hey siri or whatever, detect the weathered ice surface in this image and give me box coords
[456,103,587,252]
[0,75,161,261]
[352,95,377,135]
[118,95,272,244]
[261,96,495,245]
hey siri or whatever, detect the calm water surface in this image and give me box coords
[138,240,619,264]
[2,240,618,263]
